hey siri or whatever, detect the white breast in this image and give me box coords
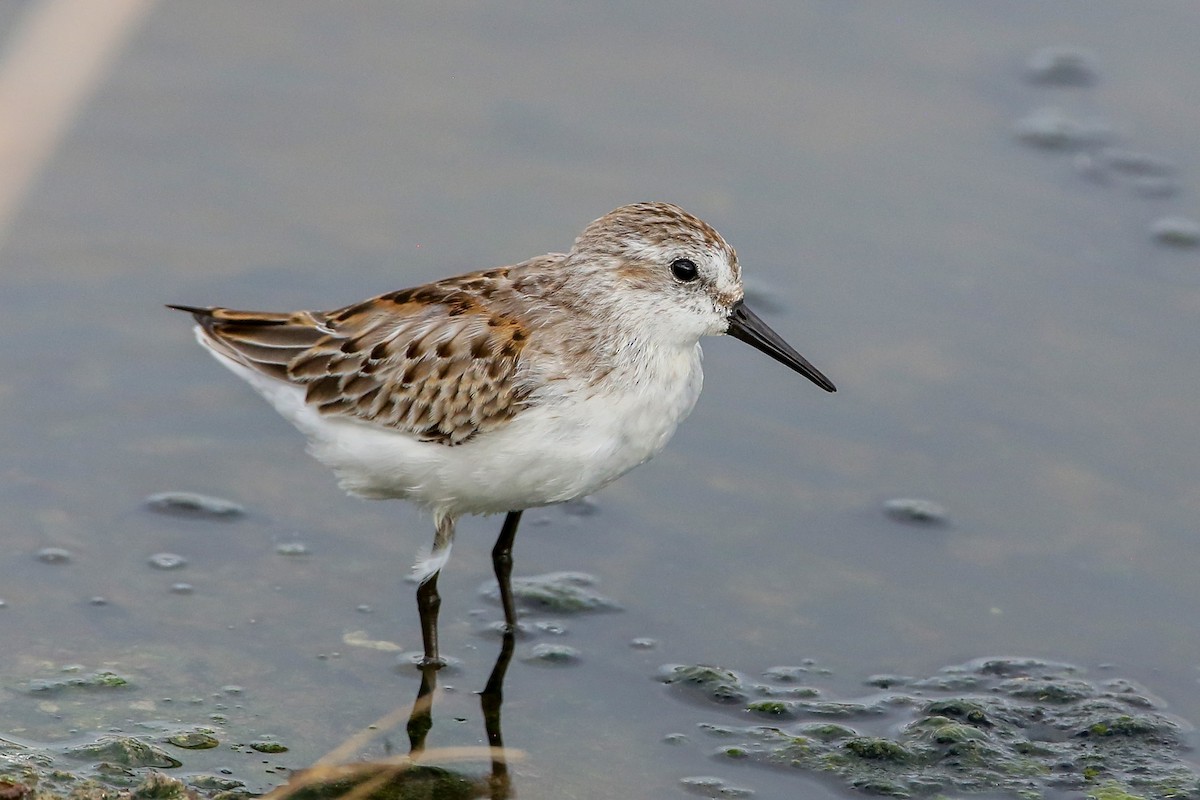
[312,342,703,515]
[199,326,705,518]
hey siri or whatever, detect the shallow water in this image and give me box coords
[2,2,1199,798]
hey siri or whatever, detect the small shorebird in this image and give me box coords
[170,202,835,665]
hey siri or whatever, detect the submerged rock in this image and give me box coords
[478,571,621,613]
[522,643,581,666]
[680,774,755,797]
[26,668,131,694]
[1150,217,1200,248]
[658,664,751,706]
[144,491,245,518]
[659,656,1198,798]
[0,695,264,799]
[1101,148,1178,177]
[1025,46,1100,86]
[166,731,219,750]
[1014,107,1114,150]
[883,498,948,525]
[64,736,182,769]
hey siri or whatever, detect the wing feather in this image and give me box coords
[168,266,538,445]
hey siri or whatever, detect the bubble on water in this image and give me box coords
[36,547,72,564]
[393,652,463,673]
[148,553,187,570]
[480,619,533,638]
[533,620,568,636]
[523,643,581,666]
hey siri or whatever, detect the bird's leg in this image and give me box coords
[416,572,442,667]
[416,513,456,667]
[492,510,523,632]
[481,511,520,796]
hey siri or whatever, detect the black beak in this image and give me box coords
[726,300,836,392]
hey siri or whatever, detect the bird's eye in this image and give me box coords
[670,258,699,282]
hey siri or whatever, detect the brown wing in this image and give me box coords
[168,267,536,445]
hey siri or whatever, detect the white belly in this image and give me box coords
[214,337,705,517]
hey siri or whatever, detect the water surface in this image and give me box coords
[2,3,1198,798]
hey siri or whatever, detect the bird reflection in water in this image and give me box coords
[266,524,523,800]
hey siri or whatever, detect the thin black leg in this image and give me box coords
[492,511,522,632]
[416,572,443,667]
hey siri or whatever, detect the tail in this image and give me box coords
[165,303,332,383]
[411,511,455,584]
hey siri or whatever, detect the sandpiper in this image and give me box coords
[170,201,835,665]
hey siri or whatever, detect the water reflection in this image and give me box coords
[272,629,519,800]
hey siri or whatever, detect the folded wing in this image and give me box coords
[169,271,535,445]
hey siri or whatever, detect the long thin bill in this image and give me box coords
[726,300,836,392]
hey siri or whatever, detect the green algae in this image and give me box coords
[657,664,750,705]
[26,670,131,694]
[165,731,219,750]
[660,656,1200,799]
[0,768,199,800]
[1088,781,1149,800]
[842,737,916,764]
[746,700,794,718]
[908,717,989,745]
[796,723,856,742]
[64,737,181,769]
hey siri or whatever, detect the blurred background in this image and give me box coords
[1,2,1198,798]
